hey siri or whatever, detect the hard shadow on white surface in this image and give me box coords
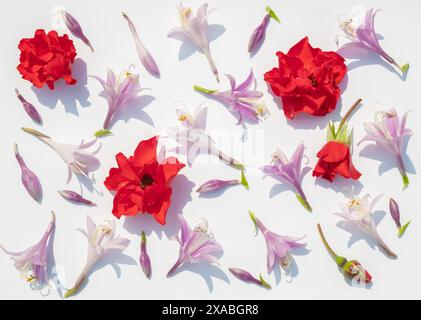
[172,24,226,61]
[336,209,397,259]
[167,256,228,293]
[359,139,416,176]
[122,174,195,239]
[31,58,91,115]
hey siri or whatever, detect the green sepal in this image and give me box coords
[326,121,351,145]
[259,274,272,289]
[401,63,410,73]
[402,173,409,189]
[64,287,77,299]
[336,256,348,268]
[94,129,113,137]
[248,210,258,236]
[193,85,218,95]
[398,221,411,237]
[240,171,249,190]
[266,6,280,23]
[296,194,312,213]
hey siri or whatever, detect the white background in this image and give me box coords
[1,0,420,300]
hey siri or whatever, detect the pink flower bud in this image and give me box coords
[14,144,42,202]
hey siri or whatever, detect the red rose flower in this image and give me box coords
[104,136,185,225]
[313,141,361,182]
[264,37,347,119]
[17,29,77,89]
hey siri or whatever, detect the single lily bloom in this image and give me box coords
[196,171,249,193]
[389,198,410,237]
[168,104,244,169]
[140,231,152,279]
[262,143,312,212]
[337,7,409,74]
[358,109,413,189]
[167,215,223,277]
[248,6,280,53]
[313,99,362,182]
[249,211,306,274]
[58,190,96,206]
[15,89,42,124]
[168,3,220,82]
[335,194,397,258]
[22,128,100,183]
[122,12,160,77]
[228,268,271,289]
[65,216,130,298]
[317,224,372,284]
[14,143,42,203]
[91,67,146,135]
[1,212,55,289]
[55,8,94,52]
[193,70,270,124]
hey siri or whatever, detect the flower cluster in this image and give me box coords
[5,2,415,298]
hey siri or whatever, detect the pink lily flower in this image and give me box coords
[193,70,270,124]
[337,7,409,74]
[65,216,130,298]
[1,212,55,290]
[249,211,306,274]
[167,215,223,277]
[261,144,312,212]
[91,68,146,135]
[22,128,100,183]
[358,109,413,188]
[168,3,220,82]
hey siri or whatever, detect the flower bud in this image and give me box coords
[229,268,271,289]
[342,260,372,284]
[140,231,152,279]
[58,190,95,206]
[15,89,42,124]
[14,144,42,202]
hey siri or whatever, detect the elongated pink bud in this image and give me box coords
[58,190,96,206]
[122,12,160,77]
[248,7,280,53]
[140,231,152,279]
[15,89,42,124]
[229,268,271,289]
[61,10,94,52]
[14,144,42,202]
[196,171,249,193]
[389,198,410,237]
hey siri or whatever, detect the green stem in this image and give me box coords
[337,99,362,136]
[193,85,218,95]
[317,224,346,267]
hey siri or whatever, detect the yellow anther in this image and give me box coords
[181,7,192,18]
[178,114,188,122]
[348,199,361,209]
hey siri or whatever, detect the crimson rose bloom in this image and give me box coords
[104,136,185,225]
[313,141,361,182]
[264,37,347,119]
[17,29,77,89]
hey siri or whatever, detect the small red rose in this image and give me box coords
[313,141,361,182]
[264,37,347,119]
[313,99,363,182]
[17,29,77,89]
[104,136,185,225]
